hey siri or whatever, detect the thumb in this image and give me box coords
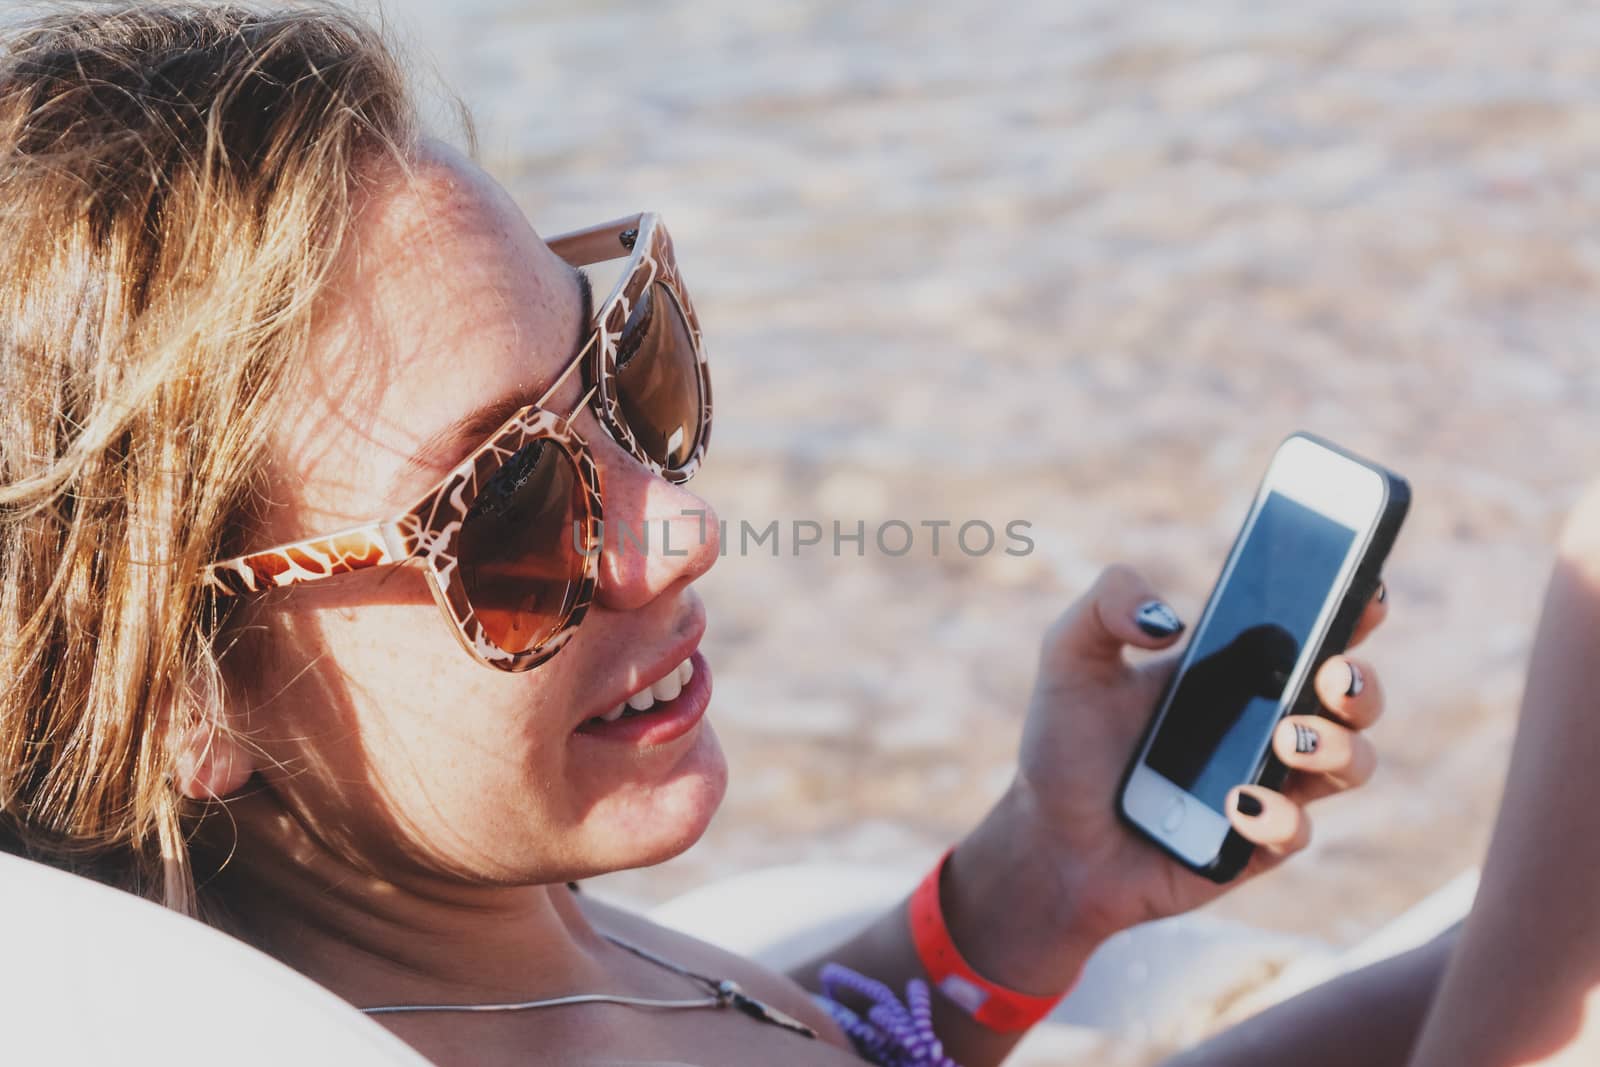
[1047,563,1187,668]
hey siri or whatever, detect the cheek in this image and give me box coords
[253,596,587,879]
[246,594,729,883]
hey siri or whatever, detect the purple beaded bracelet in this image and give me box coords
[812,962,963,1067]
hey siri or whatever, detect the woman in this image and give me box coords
[0,6,1387,1066]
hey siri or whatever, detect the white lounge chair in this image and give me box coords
[0,851,429,1065]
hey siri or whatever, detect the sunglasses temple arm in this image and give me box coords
[203,518,409,597]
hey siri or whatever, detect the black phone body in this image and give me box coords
[1117,433,1410,883]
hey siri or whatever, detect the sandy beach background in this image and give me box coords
[370,0,1599,1060]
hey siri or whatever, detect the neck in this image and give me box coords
[203,796,612,1010]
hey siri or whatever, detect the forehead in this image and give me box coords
[280,142,582,525]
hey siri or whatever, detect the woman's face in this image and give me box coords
[231,141,727,886]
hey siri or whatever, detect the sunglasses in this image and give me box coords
[203,213,711,672]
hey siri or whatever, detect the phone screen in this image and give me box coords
[1145,491,1356,812]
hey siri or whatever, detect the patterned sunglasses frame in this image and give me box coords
[202,213,712,672]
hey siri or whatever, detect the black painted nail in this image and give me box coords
[1235,793,1264,817]
[1293,723,1320,754]
[1344,661,1365,698]
[1376,581,1387,604]
[1135,600,1185,638]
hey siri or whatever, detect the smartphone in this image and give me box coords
[1117,433,1410,883]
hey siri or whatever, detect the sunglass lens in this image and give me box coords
[614,281,702,472]
[457,439,587,655]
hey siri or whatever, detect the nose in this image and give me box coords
[591,453,719,612]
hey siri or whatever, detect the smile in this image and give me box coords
[588,656,695,725]
[574,650,713,746]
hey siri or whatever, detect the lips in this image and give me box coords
[573,650,711,746]
[587,656,695,724]
[572,604,706,734]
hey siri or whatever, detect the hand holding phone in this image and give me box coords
[1118,433,1410,882]
[943,468,1397,978]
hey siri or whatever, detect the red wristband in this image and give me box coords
[908,847,1071,1033]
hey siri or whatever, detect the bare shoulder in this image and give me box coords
[573,889,852,1053]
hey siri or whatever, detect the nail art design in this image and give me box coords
[1344,661,1365,698]
[1294,723,1320,754]
[1235,792,1264,817]
[1135,600,1185,638]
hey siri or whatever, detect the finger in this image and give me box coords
[1273,715,1379,789]
[1226,785,1311,855]
[1313,654,1384,730]
[1046,564,1187,668]
[1278,770,1342,808]
[1347,580,1389,649]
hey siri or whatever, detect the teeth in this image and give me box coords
[646,657,693,706]
[652,670,682,705]
[590,657,698,728]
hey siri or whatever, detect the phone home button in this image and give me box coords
[1161,798,1187,834]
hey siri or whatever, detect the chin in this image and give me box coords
[588,722,729,873]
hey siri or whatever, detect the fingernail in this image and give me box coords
[1376,581,1388,604]
[1134,600,1185,638]
[1234,792,1264,817]
[1344,661,1365,698]
[1293,722,1320,754]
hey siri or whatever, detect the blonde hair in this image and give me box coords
[0,2,431,914]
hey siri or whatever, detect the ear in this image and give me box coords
[171,702,256,801]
